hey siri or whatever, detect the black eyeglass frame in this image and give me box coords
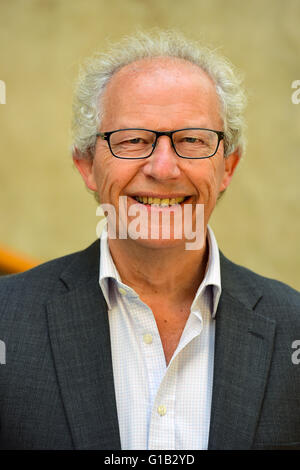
[96,128,225,160]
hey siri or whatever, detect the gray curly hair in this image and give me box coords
[71,30,247,159]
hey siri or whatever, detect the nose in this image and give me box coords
[141,135,181,180]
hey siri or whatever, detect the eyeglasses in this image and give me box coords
[96,128,224,160]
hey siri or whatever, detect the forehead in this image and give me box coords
[101,57,222,128]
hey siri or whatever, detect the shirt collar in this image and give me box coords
[192,225,222,318]
[99,227,121,309]
[99,225,221,316]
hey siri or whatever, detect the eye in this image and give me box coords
[184,137,198,143]
[119,137,146,146]
[181,136,206,145]
[127,138,143,144]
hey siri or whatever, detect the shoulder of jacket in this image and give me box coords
[219,251,300,313]
[0,239,100,306]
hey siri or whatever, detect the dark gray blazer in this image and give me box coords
[0,240,299,450]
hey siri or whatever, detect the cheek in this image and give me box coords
[192,158,225,198]
[91,153,116,201]
[92,154,136,203]
[207,157,226,190]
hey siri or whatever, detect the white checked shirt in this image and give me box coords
[99,225,221,450]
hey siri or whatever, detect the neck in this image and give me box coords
[107,231,209,306]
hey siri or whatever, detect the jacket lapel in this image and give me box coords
[46,241,121,450]
[208,254,276,449]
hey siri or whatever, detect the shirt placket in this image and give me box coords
[147,312,203,450]
[148,358,178,450]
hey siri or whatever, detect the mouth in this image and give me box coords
[132,195,190,207]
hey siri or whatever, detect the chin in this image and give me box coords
[126,233,192,251]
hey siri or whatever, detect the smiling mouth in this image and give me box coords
[133,196,190,207]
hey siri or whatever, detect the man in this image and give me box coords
[0,31,299,450]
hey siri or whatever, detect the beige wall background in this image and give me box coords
[0,0,299,290]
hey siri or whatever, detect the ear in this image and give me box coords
[219,149,240,192]
[73,152,97,192]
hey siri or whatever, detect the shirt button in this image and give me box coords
[143,333,153,344]
[157,405,167,416]
[118,287,127,295]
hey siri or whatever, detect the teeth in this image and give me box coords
[160,199,169,206]
[175,197,185,203]
[134,196,186,206]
